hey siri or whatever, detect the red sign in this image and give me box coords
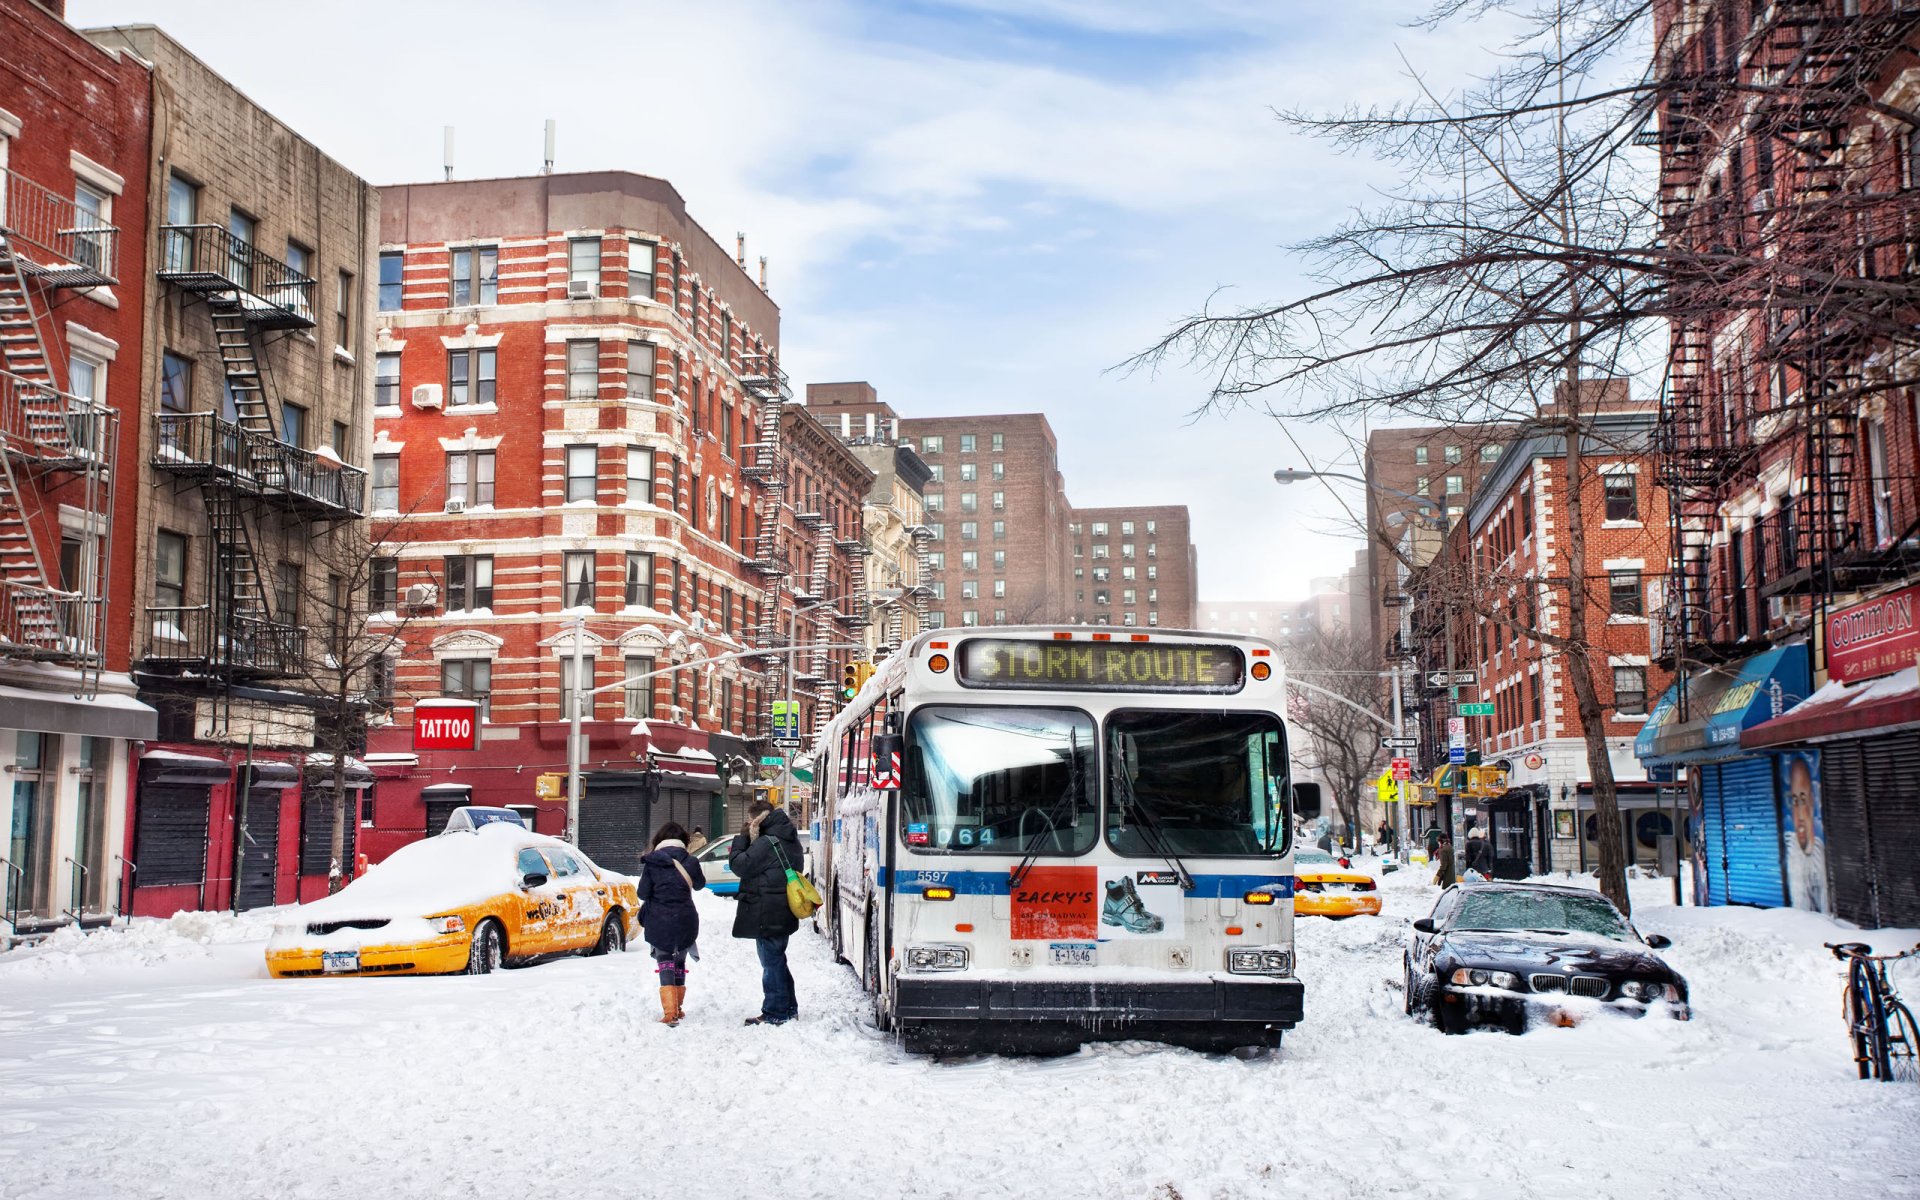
[413,701,481,751]
[1827,584,1920,683]
[1009,865,1098,941]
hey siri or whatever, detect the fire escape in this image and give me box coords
[740,351,792,738]
[146,224,367,707]
[0,168,121,694]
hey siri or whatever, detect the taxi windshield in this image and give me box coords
[903,705,1096,854]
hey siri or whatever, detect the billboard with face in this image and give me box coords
[1777,749,1829,915]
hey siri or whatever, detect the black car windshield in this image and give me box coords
[1453,890,1634,941]
[1105,710,1289,858]
[903,705,1097,854]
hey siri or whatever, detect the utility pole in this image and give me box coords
[1390,660,1406,858]
[566,613,584,844]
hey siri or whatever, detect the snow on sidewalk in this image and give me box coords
[0,882,1915,1200]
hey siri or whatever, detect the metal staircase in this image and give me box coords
[739,352,791,737]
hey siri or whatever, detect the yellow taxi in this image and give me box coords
[1293,849,1383,918]
[266,820,640,978]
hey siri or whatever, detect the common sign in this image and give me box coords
[1827,583,1920,683]
[956,638,1244,694]
[413,700,480,751]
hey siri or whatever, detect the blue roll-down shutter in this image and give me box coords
[1707,757,1784,907]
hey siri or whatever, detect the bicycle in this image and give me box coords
[1825,941,1920,1083]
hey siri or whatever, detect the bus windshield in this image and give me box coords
[1105,710,1289,858]
[903,705,1097,855]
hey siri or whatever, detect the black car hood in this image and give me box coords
[1442,930,1673,977]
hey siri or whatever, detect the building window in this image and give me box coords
[993,579,1006,598]
[628,239,655,300]
[565,445,599,502]
[375,352,400,408]
[960,462,977,482]
[929,581,946,600]
[991,462,1005,480]
[1445,475,1464,495]
[991,491,1005,511]
[1444,444,1461,464]
[1480,443,1502,462]
[928,465,944,483]
[627,447,654,505]
[1866,418,1893,544]
[1123,588,1137,605]
[1148,588,1158,602]
[445,450,495,507]
[274,563,301,622]
[1603,472,1638,521]
[959,492,978,514]
[227,208,256,289]
[992,521,1005,540]
[1121,543,1135,560]
[1613,666,1647,716]
[1094,590,1111,606]
[1147,565,1157,580]
[961,610,979,627]
[1092,544,1109,560]
[924,493,944,513]
[1122,566,1135,581]
[921,435,943,454]
[377,251,403,310]
[160,351,193,412]
[990,433,1004,452]
[558,655,597,719]
[626,341,654,402]
[623,655,657,720]
[1121,521,1134,535]
[1415,446,1428,465]
[1416,475,1429,494]
[567,340,599,399]
[1147,611,1159,627]
[994,609,1007,624]
[960,434,976,454]
[961,580,978,600]
[569,238,601,292]
[624,552,654,608]
[370,556,397,612]
[442,659,492,719]
[926,610,945,628]
[563,551,597,608]
[960,522,977,540]
[1122,612,1137,627]
[153,531,187,635]
[284,241,314,320]
[927,522,944,540]
[281,401,306,447]
[448,348,496,407]
[450,245,498,307]
[445,555,494,611]
[335,270,354,348]
[163,174,198,270]
[1609,569,1643,616]
[1091,522,1108,537]
[372,455,399,511]
[992,550,1006,569]
[961,550,978,570]
[1093,567,1110,583]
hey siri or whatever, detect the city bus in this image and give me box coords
[810,627,1301,1054]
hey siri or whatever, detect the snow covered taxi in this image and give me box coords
[1291,849,1382,918]
[266,822,639,977]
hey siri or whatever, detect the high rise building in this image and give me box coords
[1064,505,1197,629]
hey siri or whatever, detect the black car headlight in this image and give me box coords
[1449,968,1521,990]
[1622,980,1680,1002]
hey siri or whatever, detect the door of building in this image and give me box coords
[1701,756,1784,907]
[1825,735,1920,928]
[132,784,211,890]
[233,787,282,911]
[578,776,651,875]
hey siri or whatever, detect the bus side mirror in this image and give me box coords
[871,733,904,788]
[1292,782,1323,821]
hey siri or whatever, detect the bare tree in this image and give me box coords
[1286,622,1388,846]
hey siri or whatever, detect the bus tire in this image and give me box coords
[864,909,892,1033]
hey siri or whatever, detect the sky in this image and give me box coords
[75,0,1499,601]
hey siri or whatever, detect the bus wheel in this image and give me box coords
[864,911,892,1033]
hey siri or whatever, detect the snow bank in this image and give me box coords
[0,907,280,980]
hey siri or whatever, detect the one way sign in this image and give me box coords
[1426,670,1479,687]
[1380,735,1419,750]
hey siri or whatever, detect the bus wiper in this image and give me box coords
[1110,732,1194,891]
[1011,727,1083,888]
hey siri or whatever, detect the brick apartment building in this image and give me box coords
[1409,385,1672,877]
[363,171,792,873]
[1065,505,1197,629]
[899,413,1073,629]
[0,0,152,935]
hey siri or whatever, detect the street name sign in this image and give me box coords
[1457,702,1496,717]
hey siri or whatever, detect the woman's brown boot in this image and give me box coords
[658,986,679,1025]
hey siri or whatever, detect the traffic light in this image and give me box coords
[854,661,876,691]
[841,662,860,701]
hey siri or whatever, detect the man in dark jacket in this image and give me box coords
[730,800,802,1025]
[1464,825,1494,877]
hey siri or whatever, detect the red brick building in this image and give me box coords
[1065,504,1197,629]
[1411,386,1672,876]
[0,0,152,935]
[363,172,833,872]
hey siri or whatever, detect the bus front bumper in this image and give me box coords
[894,976,1305,1029]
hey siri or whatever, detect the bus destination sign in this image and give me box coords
[956,638,1245,694]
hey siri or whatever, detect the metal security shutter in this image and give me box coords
[233,788,281,911]
[133,785,210,886]
[578,779,650,875]
[1705,757,1785,907]
[1821,742,1876,927]
[299,791,357,877]
[1861,735,1920,927]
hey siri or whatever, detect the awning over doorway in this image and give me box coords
[1635,643,1810,765]
[1741,667,1920,748]
[240,759,301,789]
[139,749,230,785]
[0,683,156,740]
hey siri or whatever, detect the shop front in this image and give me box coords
[1635,643,1811,908]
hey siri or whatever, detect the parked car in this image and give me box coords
[695,836,739,896]
[1403,881,1689,1033]
[265,822,639,977]
[1293,849,1382,918]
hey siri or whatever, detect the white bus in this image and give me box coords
[810,627,1302,1054]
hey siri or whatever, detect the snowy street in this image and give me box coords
[3,868,1917,1200]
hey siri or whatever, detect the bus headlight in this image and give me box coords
[1227,947,1292,976]
[905,944,969,972]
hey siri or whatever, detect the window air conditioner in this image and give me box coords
[404,583,439,610]
[1750,189,1773,215]
[567,279,597,300]
[445,496,467,513]
[412,383,443,410]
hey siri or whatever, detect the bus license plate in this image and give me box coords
[322,951,359,974]
[1049,942,1096,967]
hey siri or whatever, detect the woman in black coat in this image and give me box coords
[729,801,802,1025]
[637,822,705,1026]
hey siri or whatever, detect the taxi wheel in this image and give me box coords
[590,912,625,956]
[466,919,504,975]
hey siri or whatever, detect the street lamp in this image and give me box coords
[1272,467,1441,515]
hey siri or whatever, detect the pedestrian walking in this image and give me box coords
[1464,824,1494,879]
[1432,835,1458,888]
[637,822,705,1026]
[1375,820,1393,855]
[687,827,709,854]
[730,799,803,1026]
[1423,824,1441,862]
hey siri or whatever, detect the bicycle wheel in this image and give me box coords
[1847,957,1887,1080]
[1884,1000,1919,1085]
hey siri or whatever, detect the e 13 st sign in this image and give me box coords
[413,699,481,751]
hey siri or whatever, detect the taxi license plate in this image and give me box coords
[322,950,359,974]
[1049,942,1096,967]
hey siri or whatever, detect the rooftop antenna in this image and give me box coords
[443,126,455,181]
[543,120,556,174]
[758,255,769,291]
[735,233,746,269]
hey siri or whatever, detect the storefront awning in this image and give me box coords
[420,783,473,798]
[0,683,156,740]
[140,749,230,785]
[240,759,301,790]
[1635,643,1810,766]
[1741,667,1920,748]
[304,756,376,789]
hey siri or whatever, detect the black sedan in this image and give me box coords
[1403,882,1690,1033]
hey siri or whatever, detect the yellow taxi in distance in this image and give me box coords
[1293,849,1383,918]
[266,821,639,978]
